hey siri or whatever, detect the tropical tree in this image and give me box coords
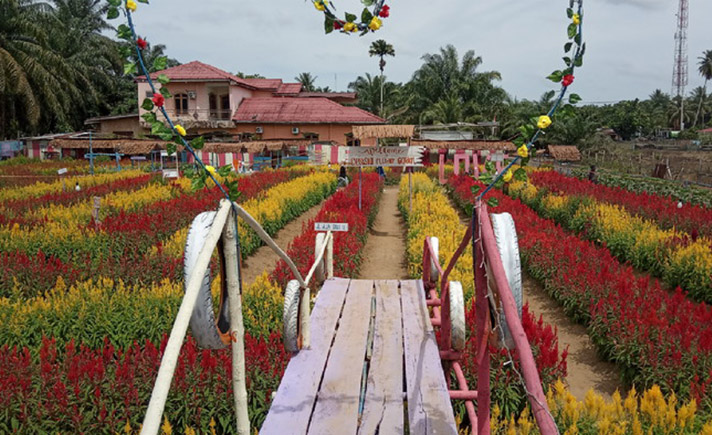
[295,72,318,92]
[368,39,395,117]
[348,73,402,119]
[694,50,712,127]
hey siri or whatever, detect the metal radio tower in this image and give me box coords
[672,0,689,130]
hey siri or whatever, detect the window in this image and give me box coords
[174,93,189,115]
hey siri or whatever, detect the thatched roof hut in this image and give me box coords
[410,140,515,151]
[352,125,415,139]
[547,145,581,162]
[50,138,164,155]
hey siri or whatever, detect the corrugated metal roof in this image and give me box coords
[275,83,303,95]
[141,61,257,88]
[233,98,384,124]
[240,78,283,90]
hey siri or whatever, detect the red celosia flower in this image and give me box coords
[379,4,390,18]
[152,93,164,107]
[137,38,148,50]
[562,74,574,87]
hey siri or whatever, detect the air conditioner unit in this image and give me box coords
[145,90,153,98]
[292,127,300,135]
[187,91,197,100]
[255,126,264,134]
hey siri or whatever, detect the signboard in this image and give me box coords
[491,151,505,162]
[314,222,349,232]
[343,146,424,167]
[57,168,68,175]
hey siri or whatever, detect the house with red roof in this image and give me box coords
[92,60,382,145]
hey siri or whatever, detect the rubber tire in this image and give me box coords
[283,280,301,353]
[490,212,523,346]
[449,281,466,351]
[429,237,440,283]
[184,211,231,350]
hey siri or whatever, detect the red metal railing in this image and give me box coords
[422,200,557,434]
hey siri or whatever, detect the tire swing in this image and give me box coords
[448,281,466,351]
[486,212,523,349]
[282,280,301,353]
[184,211,233,349]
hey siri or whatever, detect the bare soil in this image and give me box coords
[241,199,325,284]
[358,186,409,279]
[522,273,622,400]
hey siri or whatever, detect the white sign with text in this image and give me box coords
[57,168,68,175]
[343,146,424,167]
[314,222,349,232]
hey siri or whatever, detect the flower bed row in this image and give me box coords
[0,168,317,298]
[398,174,567,420]
[508,175,712,303]
[448,174,712,410]
[531,169,712,238]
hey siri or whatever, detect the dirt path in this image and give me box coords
[241,200,325,284]
[358,186,409,279]
[523,274,622,400]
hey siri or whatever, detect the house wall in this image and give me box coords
[233,124,376,146]
[138,81,254,121]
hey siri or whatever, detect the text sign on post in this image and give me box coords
[57,168,68,175]
[314,222,349,232]
[343,146,424,167]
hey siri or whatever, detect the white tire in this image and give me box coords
[283,280,301,353]
[489,213,523,347]
[184,211,231,349]
[429,237,440,282]
[449,281,466,351]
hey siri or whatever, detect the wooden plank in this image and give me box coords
[308,280,375,435]
[261,279,350,435]
[401,280,457,435]
[358,280,405,434]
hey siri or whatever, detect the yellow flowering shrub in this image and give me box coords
[398,173,473,300]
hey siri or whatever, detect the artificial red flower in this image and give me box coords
[562,74,574,87]
[379,4,390,18]
[152,92,164,107]
[137,38,148,50]
[333,20,342,30]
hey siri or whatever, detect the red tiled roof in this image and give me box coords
[276,83,303,95]
[141,61,257,88]
[240,78,283,90]
[233,98,384,124]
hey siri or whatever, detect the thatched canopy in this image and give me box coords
[410,140,515,151]
[547,145,581,162]
[50,138,163,155]
[352,124,415,139]
[202,140,312,154]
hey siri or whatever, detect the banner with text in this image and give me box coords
[343,146,424,167]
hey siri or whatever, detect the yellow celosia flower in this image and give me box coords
[175,124,186,136]
[161,416,172,435]
[126,0,137,12]
[537,115,552,129]
[368,17,382,31]
[517,144,529,159]
[572,13,580,25]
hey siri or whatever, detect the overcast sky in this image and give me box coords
[131,0,712,103]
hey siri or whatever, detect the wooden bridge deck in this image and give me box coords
[261,279,457,435]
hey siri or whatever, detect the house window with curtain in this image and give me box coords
[175,93,189,115]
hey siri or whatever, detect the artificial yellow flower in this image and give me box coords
[343,22,357,32]
[517,144,529,159]
[503,169,513,183]
[205,165,217,176]
[313,1,325,11]
[369,17,382,31]
[175,124,186,136]
[126,0,137,12]
[572,13,580,25]
[537,115,552,129]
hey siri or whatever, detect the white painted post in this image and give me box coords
[326,232,334,279]
[140,200,232,435]
[222,212,250,435]
[315,233,325,282]
[300,287,311,349]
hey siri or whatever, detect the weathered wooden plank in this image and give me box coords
[358,280,405,434]
[308,280,375,435]
[401,280,457,435]
[261,279,350,435]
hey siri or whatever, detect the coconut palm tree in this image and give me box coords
[368,40,395,118]
[694,50,712,127]
[295,72,318,92]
